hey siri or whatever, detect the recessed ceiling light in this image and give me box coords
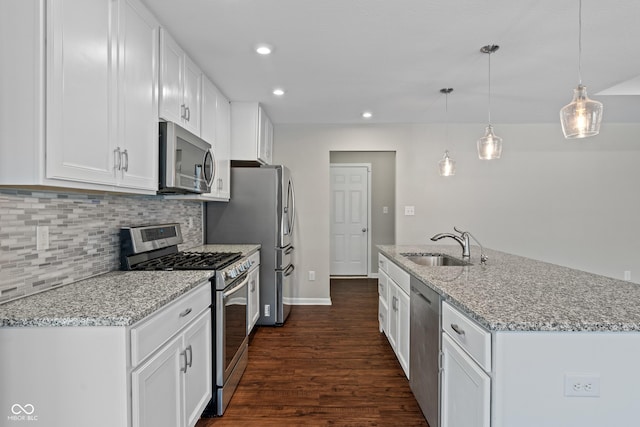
[255,44,273,55]
[273,88,285,96]
[362,111,373,119]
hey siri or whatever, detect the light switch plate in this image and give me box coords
[404,206,415,216]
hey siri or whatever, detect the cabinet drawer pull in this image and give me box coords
[122,149,129,172]
[450,323,465,336]
[114,147,122,171]
[179,308,192,318]
[186,106,191,121]
[186,345,193,368]
[181,104,186,119]
[180,350,188,373]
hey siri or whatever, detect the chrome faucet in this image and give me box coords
[430,226,488,264]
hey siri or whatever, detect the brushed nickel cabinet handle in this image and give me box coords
[450,323,465,336]
[179,308,192,318]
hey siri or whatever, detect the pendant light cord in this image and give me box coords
[578,0,583,85]
[487,50,492,125]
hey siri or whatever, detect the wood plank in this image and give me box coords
[196,278,429,426]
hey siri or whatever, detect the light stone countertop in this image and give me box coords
[0,270,213,327]
[0,244,259,328]
[378,244,640,332]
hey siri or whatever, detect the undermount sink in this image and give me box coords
[400,252,471,267]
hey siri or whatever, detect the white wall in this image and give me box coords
[273,123,640,302]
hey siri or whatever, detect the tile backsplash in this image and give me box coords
[0,189,203,303]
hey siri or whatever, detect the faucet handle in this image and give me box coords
[453,226,467,235]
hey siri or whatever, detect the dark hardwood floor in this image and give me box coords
[196,278,429,427]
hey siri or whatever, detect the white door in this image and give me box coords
[330,164,369,275]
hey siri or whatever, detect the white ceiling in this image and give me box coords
[142,0,640,124]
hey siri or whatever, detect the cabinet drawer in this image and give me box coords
[131,281,212,366]
[378,271,388,304]
[378,253,389,273]
[387,260,410,295]
[442,301,491,371]
[378,296,388,333]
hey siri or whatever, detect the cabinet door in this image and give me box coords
[132,336,183,427]
[248,267,260,333]
[441,334,490,427]
[46,0,116,185]
[387,281,399,350]
[200,76,217,145]
[116,0,158,190]
[214,90,231,199]
[396,287,410,378]
[182,56,202,136]
[183,311,212,427]
[257,107,273,165]
[159,28,184,124]
[378,270,389,333]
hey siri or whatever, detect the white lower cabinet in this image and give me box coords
[131,285,212,427]
[441,334,491,427]
[132,335,184,427]
[0,280,212,427]
[378,254,410,378]
[441,301,491,427]
[247,251,261,334]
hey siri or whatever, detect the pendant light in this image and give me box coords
[438,88,456,176]
[560,0,603,139]
[477,45,502,160]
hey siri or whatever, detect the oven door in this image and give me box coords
[215,273,249,386]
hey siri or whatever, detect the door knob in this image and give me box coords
[362,228,367,232]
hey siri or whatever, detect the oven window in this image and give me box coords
[224,285,247,369]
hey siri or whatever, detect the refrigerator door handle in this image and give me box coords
[283,245,294,255]
[278,264,295,277]
[285,178,296,235]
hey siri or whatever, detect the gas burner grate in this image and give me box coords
[131,251,242,271]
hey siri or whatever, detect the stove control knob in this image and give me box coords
[228,268,237,279]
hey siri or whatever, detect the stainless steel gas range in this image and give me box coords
[120,223,253,417]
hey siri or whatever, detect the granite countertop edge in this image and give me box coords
[377,244,640,333]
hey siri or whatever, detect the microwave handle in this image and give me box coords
[203,149,216,190]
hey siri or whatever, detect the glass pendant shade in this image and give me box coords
[438,151,456,176]
[560,84,603,139]
[477,125,502,160]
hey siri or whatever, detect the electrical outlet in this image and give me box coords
[564,374,600,397]
[308,271,316,281]
[624,271,631,281]
[264,304,271,317]
[404,206,415,216]
[36,226,50,250]
[383,206,388,214]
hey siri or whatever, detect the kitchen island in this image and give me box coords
[378,244,640,427]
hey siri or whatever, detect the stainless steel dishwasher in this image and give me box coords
[410,275,440,427]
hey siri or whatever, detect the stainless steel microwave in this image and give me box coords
[159,122,214,194]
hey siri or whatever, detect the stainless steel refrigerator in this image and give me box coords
[205,165,295,326]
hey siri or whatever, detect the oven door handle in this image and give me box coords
[223,274,249,298]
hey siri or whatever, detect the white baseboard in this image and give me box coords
[369,272,379,279]
[284,297,332,306]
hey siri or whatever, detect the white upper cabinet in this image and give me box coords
[231,102,273,165]
[167,75,230,202]
[116,0,160,190]
[159,29,202,137]
[0,0,159,194]
[46,0,114,185]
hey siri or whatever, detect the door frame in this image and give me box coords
[329,163,372,277]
